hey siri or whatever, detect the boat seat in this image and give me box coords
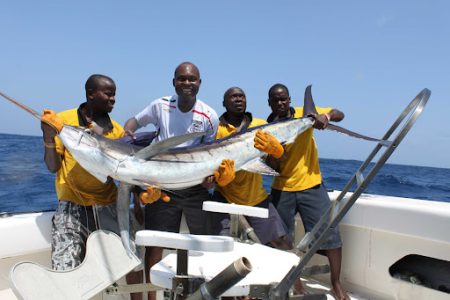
[135,230,234,252]
[202,201,268,218]
[136,230,238,298]
[134,205,300,298]
[149,240,300,297]
[9,230,141,300]
[203,201,330,277]
[203,201,268,241]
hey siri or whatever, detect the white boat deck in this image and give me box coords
[1,193,449,300]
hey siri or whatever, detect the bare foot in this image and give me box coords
[330,281,350,300]
[292,278,308,295]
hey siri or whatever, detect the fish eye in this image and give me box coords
[84,128,94,135]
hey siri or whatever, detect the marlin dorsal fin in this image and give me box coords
[134,132,205,160]
[240,158,279,176]
[304,85,319,117]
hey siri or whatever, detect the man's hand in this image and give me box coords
[124,130,136,140]
[132,192,144,225]
[41,109,64,136]
[123,117,139,140]
[213,159,235,187]
[309,113,330,130]
[254,129,284,158]
[201,175,216,189]
[139,187,170,204]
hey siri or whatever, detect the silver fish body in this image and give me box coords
[59,117,314,190]
[59,117,313,255]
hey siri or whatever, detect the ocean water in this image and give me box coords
[1,133,449,214]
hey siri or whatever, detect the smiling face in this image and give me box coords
[87,78,116,114]
[173,63,201,100]
[223,87,246,116]
[268,86,291,118]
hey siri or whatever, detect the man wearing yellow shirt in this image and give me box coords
[267,83,349,300]
[214,87,291,249]
[40,74,126,271]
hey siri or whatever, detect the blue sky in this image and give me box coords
[0,1,449,168]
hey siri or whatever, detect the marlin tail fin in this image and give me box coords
[303,85,386,143]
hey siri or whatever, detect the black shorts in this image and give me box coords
[144,185,219,235]
[212,191,288,244]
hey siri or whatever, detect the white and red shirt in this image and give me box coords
[135,95,219,147]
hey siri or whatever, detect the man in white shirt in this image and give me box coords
[124,62,233,300]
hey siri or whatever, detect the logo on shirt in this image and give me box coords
[188,120,204,133]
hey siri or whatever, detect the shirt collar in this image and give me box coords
[77,102,113,132]
[219,112,253,132]
[267,107,296,123]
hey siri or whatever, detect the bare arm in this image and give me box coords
[265,155,281,173]
[313,109,345,130]
[41,122,61,173]
[328,109,344,122]
[123,117,141,137]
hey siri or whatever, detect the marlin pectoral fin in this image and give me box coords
[117,183,134,257]
[134,131,205,160]
[304,85,319,117]
[241,158,280,176]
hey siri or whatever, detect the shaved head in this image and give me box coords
[85,74,115,93]
[172,62,202,105]
[223,87,245,102]
[268,83,289,98]
[174,62,200,79]
[85,74,115,101]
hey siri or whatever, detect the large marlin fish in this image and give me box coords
[0,86,379,254]
[0,86,378,191]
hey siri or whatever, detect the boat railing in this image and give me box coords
[270,88,431,300]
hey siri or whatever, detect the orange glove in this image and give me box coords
[41,109,64,133]
[254,129,284,158]
[139,187,170,204]
[160,192,171,202]
[213,159,235,187]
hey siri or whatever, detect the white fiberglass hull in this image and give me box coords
[0,193,449,300]
[331,192,450,300]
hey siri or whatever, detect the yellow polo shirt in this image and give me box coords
[272,107,332,192]
[54,108,125,206]
[215,117,268,206]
